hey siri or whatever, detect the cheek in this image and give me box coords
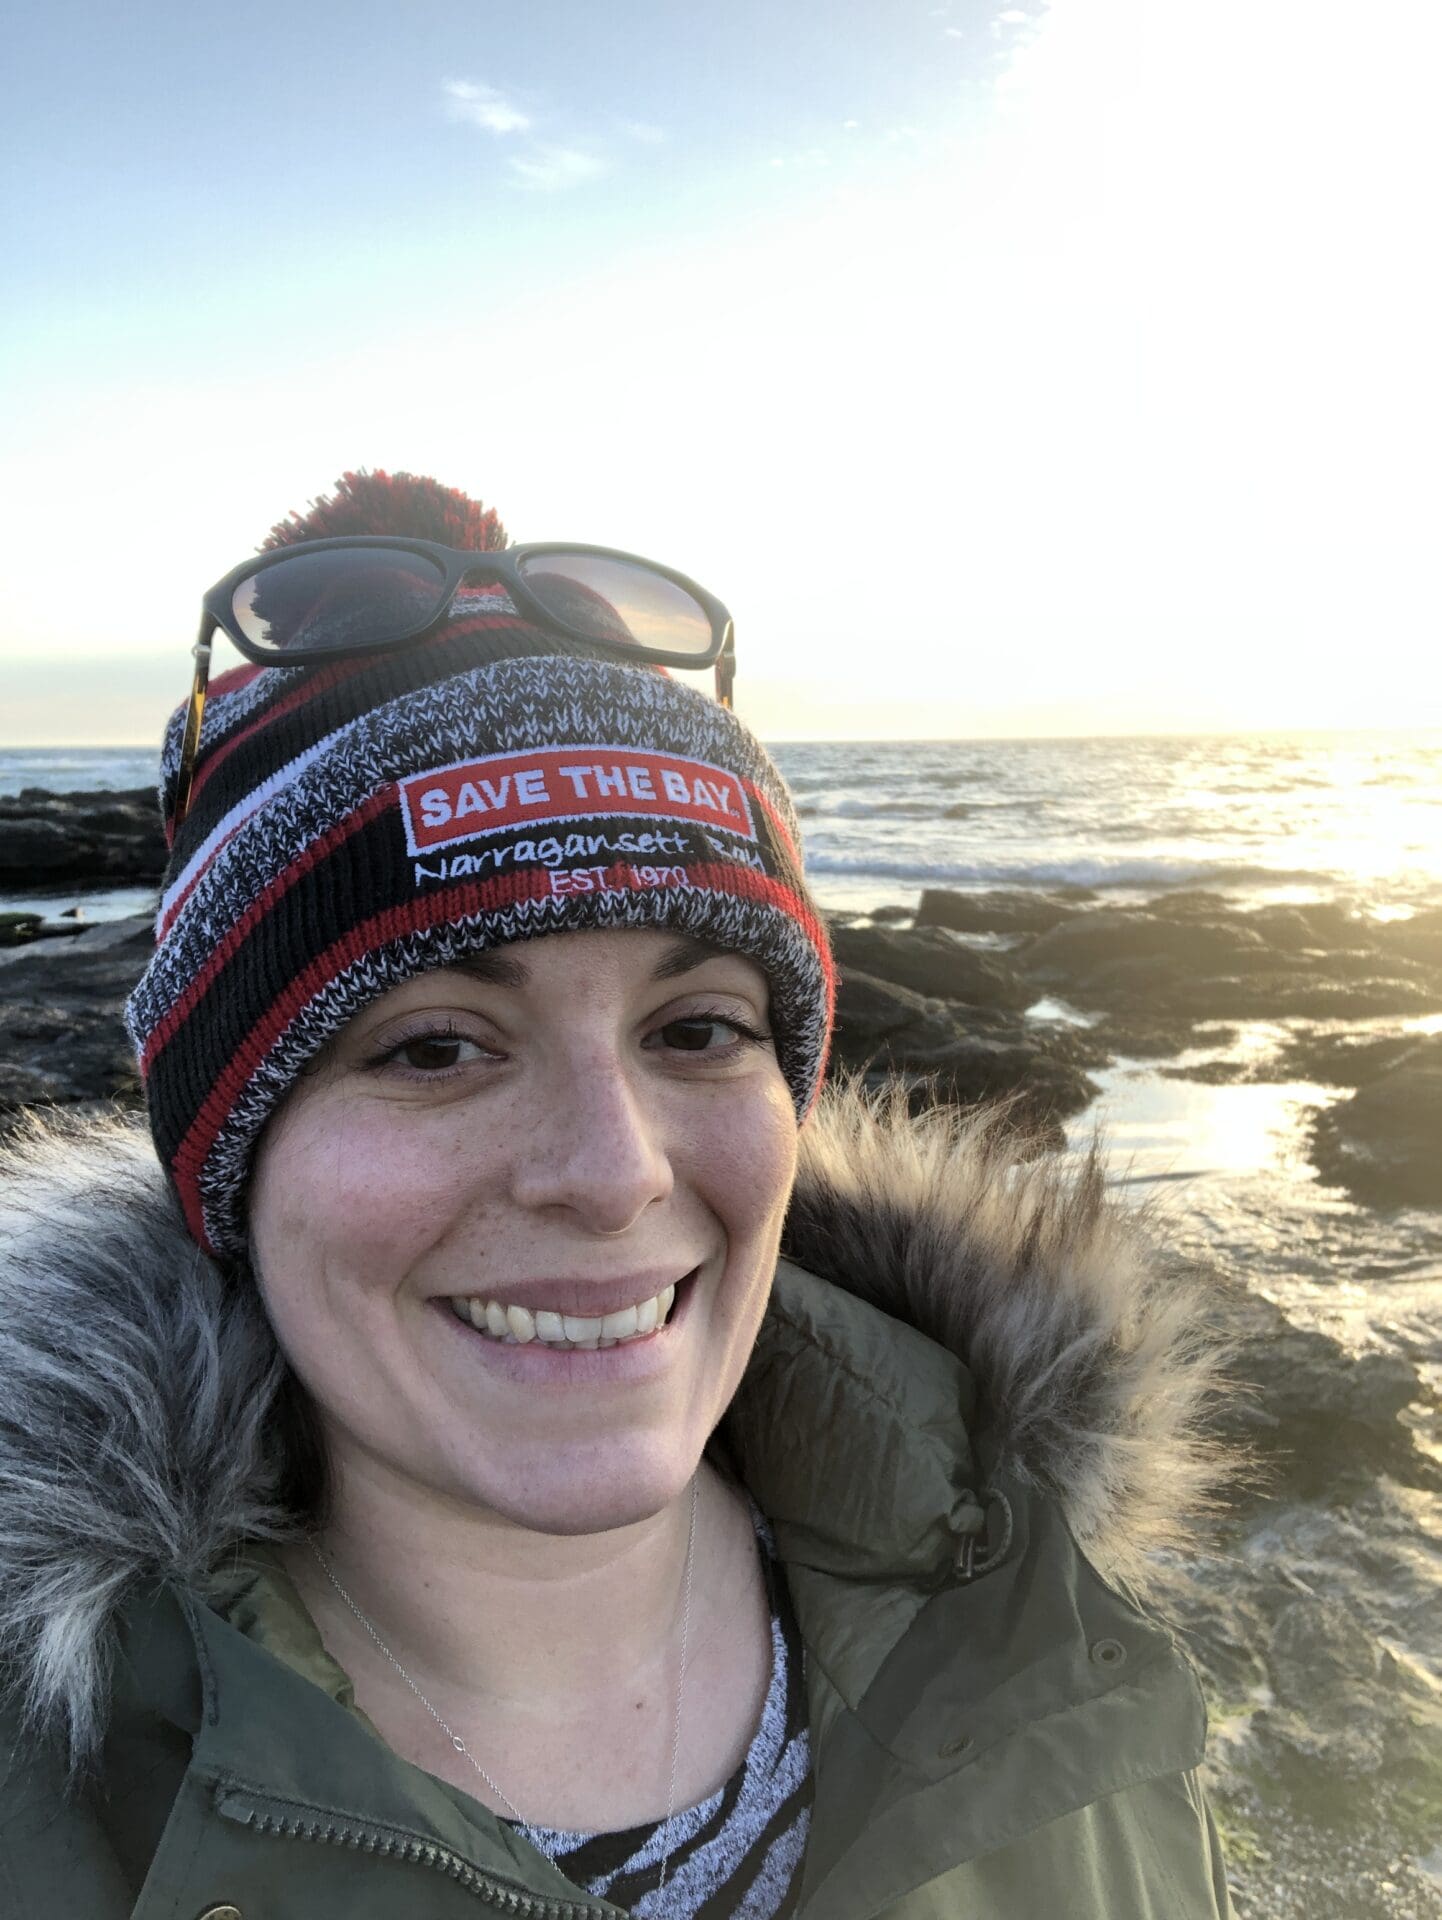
[698,1075,800,1259]
[247,1097,472,1333]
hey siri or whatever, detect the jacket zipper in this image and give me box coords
[217,1788,620,1920]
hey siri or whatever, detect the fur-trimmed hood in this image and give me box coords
[0,1084,1231,1776]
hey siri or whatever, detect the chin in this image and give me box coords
[455,1435,701,1538]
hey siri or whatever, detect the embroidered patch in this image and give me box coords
[398,746,757,856]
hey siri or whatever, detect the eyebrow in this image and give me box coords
[448,935,732,990]
[650,937,734,981]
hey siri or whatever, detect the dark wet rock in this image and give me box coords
[1154,973,1442,1022]
[829,971,973,1065]
[830,971,1099,1128]
[915,887,1080,936]
[866,904,912,926]
[1266,899,1373,945]
[0,911,43,949]
[1377,922,1442,968]
[1162,1469,1442,1917]
[1311,946,1436,983]
[1245,903,1330,951]
[0,914,152,1110]
[1156,1057,1253,1084]
[1251,1594,1442,1833]
[1276,1030,1423,1087]
[0,787,164,886]
[908,1038,1097,1125]
[1146,889,1242,921]
[1257,1601,1395,1787]
[1311,1035,1442,1206]
[1009,900,1442,1045]
[1092,1014,1240,1060]
[1214,1286,1437,1496]
[831,924,1033,1009]
[1021,909,1270,982]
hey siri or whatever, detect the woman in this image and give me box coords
[0,472,1234,1918]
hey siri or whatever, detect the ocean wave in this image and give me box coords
[801,852,1340,889]
[798,797,938,820]
[0,749,157,800]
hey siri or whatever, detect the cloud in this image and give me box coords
[843,118,861,129]
[618,118,666,145]
[768,146,829,171]
[443,79,530,135]
[442,80,608,189]
[943,25,966,36]
[507,144,605,191]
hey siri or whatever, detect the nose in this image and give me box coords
[510,1050,674,1233]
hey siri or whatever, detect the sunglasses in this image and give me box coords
[174,537,737,826]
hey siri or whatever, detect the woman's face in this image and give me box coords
[249,927,799,1536]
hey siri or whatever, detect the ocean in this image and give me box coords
[7,728,1442,912]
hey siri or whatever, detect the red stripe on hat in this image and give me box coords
[185,655,376,809]
[185,614,533,811]
[171,861,833,1252]
[208,662,266,697]
[158,816,250,938]
[690,863,836,1019]
[144,787,396,1071]
[741,779,801,867]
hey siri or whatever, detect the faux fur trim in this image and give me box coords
[0,1084,1233,1774]
[783,1083,1235,1598]
[0,1109,290,1771]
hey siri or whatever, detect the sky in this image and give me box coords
[2,0,1440,745]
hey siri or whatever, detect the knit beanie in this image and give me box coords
[125,474,834,1258]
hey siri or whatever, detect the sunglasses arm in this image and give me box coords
[714,624,736,709]
[174,618,215,829]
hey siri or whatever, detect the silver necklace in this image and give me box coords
[308,1473,700,1894]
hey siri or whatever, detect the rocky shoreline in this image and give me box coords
[2,787,1440,1916]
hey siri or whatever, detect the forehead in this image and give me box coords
[406,928,767,995]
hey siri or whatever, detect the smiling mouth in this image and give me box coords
[447,1275,691,1350]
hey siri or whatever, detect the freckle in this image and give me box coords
[635,1699,645,1711]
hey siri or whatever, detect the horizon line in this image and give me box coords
[4,721,1442,753]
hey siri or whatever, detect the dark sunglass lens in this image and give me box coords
[233,548,449,655]
[517,553,713,658]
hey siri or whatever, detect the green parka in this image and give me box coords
[0,1090,1235,1919]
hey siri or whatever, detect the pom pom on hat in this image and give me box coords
[262,468,509,554]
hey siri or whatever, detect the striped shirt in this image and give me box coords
[512,1504,813,1919]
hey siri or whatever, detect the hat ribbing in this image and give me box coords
[126,584,833,1257]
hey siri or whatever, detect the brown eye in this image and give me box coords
[661,1018,728,1052]
[378,1030,493,1075]
[401,1035,469,1071]
[653,1014,768,1055]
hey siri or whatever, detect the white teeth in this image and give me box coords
[457,1277,687,1350]
[506,1304,537,1343]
